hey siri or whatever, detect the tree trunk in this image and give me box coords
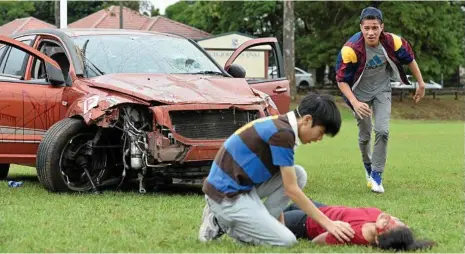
[283,0,296,100]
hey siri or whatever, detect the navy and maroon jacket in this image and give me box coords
[335,31,415,89]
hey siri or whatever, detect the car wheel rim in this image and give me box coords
[59,132,107,192]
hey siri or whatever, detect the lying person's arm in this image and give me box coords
[312,232,349,245]
[312,232,329,245]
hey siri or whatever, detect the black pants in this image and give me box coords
[283,200,327,239]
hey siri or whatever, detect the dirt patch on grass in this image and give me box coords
[390,95,464,121]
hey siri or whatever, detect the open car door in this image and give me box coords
[224,37,290,113]
[0,35,66,164]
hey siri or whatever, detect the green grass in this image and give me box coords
[0,118,463,252]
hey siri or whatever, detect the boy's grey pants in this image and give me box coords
[206,165,307,246]
[355,91,391,172]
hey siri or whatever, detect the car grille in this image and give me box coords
[170,109,259,140]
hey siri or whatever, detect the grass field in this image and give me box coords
[0,103,463,252]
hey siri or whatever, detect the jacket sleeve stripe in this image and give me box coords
[341,46,357,64]
[391,33,403,51]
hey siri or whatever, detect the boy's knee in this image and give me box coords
[279,231,298,247]
[294,165,307,189]
[358,134,371,144]
[375,129,389,141]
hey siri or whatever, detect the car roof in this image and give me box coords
[14,28,185,39]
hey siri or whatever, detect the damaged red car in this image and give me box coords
[0,29,290,193]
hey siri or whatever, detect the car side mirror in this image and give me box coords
[45,62,65,86]
[227,64,246,78]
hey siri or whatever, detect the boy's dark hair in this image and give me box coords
[295,93,341,137]
[361,14,383,24]
[377,227,436,251]
[360,7,383,24]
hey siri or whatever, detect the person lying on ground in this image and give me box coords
[283,200,435,251]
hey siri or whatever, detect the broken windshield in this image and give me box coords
[73,34,224,77]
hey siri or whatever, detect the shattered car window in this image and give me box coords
[73,35,223,77]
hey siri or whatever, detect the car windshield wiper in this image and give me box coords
[80,39,105,77]
[86,58,105,76]
[188,71,227,76]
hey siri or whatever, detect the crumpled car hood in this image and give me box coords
[85,73,264,105]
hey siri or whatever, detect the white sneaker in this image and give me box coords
[370,178,385,193]
[198,204,222,242]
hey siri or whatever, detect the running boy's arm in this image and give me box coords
[335,47,371,118]
[281,166,355,243]
[407,59,426,103]
[408,60,425,85]
[337,82,371,118]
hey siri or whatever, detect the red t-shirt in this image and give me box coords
[306,206,382,245]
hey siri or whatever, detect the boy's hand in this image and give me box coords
[413,83,425,103]
[352,100,371,118]
[324,220,355,243]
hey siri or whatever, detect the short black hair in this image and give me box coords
[360,6,383,24]
[295,93,341,137]
[360,14,383,24]
[377,227,436,251]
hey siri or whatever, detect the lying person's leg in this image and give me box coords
[283,209,309,239]
[313,201,327,208]
[284,199,327,212]
[283,203,302,212]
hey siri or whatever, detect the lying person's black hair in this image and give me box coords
[377,227,436,252]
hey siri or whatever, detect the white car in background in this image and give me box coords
[268,66,314,92]
[391,75,442,89]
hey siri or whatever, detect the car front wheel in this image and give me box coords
[36,118,111,192]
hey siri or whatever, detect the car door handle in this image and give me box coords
[273,87,288,93]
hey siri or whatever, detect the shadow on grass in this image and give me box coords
[113,182,204,196]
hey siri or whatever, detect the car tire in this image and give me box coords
[0,164,9,180]
[297,81,309,94]
[36,118,86,192]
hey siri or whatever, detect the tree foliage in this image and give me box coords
[31,1,106,25]
[0,1,35,25]
[166,1,283,41]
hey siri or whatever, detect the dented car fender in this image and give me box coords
[66,92,150,126]
[250,87,280,115]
